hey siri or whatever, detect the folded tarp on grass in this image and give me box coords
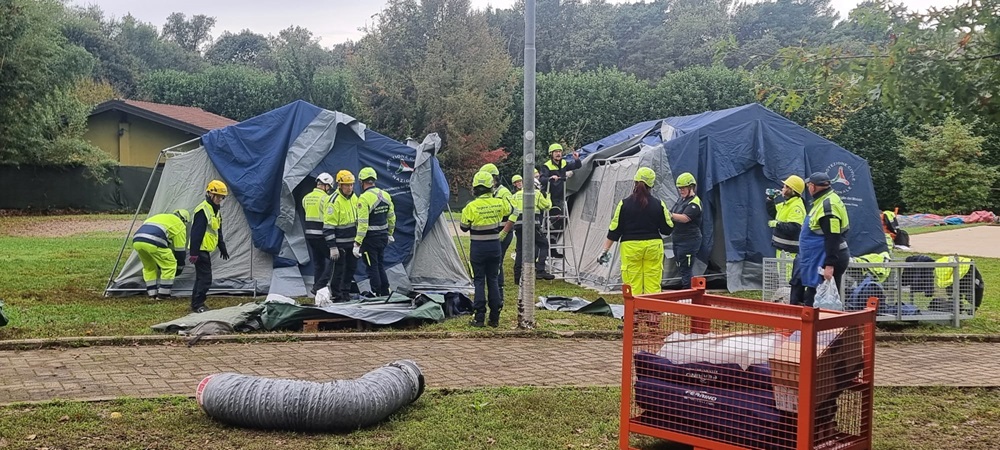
[536,296,625,320]
[151,303,265,333]
[261,293,447,330]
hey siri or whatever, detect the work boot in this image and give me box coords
[550,249,564,258]
[193,306,211,313]
[468,320,485,328]
[488,320,499,328]
[536,271,555,280]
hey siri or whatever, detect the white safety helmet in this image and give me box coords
[317,172,334,186]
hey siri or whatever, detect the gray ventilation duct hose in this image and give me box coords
[196,359,425,431]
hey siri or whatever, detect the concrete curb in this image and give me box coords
[0,329,625,351]
[2,328,1000,350]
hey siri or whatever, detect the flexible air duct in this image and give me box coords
[196,359,425,431]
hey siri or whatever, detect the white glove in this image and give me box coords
[566,170,574,178]
[534,179,542,190]
[388,235,395,244]
[353,244,362,259]
[329,248,340,261]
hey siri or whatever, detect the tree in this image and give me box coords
[205,30,274,69]
[161,12,216,53]
[899,117,998,214]
[351,0,516,186]
[138,66,285,121]
[832,105,908,210]
[62,6,140,96]
[272,26,332,103]
[0,0,110,173]
[113,14,206,73]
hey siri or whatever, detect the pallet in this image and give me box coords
[302,317,370,332]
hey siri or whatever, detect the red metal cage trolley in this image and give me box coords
[619,277,876,450]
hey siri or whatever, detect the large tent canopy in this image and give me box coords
[565,103,885,291]
[108,101,470,297]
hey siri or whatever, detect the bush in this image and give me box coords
[899,117,999,214]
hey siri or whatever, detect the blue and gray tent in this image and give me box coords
[107,101,471,297]
[563,103,885,292]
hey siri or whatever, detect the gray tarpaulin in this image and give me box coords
[261,293,447,330]
[536,296,624,320]
[151,302,265,333]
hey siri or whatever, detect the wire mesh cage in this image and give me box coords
[620,277,876,450]
[763,256,981,327]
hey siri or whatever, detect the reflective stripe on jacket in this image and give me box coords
[461,194,513,242]
[302,188,327,238]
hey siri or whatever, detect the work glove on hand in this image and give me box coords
[353,244,362,259]
[330,248,340,261]
[534,179,542,190]
[388,235,395,244]
[219,246,230,260]
[176,266,184,276]
[768,220,777,228]
[597,250,611,265]
[188,255,199,264]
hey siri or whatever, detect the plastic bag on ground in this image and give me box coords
[814,278,844,311]
[314,287,333,307]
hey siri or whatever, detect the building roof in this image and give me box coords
[91,99,238,135]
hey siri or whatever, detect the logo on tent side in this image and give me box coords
[386,154,416,184]
[825,162,855,195]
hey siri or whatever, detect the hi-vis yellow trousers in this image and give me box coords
[620,239,664,294]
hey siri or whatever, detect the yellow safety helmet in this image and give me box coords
[336,170,355,184]
[173,209,190,223]
[511,174,523,184]
[675,172,696,188]
[359,167,377,181]
[206,180,229,196]
[480,163,499,176]
[783,175,805,195]
[473,171,493,189]
[548,143,563,154]
[634,167,656,187]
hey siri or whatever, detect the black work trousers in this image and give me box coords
[307,238,332,293]
[470,240,503,324]
[191,250,212,311]
[329,245,358,301]
[513,225,549,285]
[361,234,390,296]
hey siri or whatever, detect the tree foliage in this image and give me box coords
[0,0,110,173]
[899,117,998,214]
[161,12,217,53]
[351,0,516,187]
[205,30,274,69]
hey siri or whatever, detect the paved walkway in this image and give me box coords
[909,225,1000,258]
[0,339,997,405]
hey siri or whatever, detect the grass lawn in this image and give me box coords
[0,215,996,340]
[0,387,997,450]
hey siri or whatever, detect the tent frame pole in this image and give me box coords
[446,203,472,277]
[103,137,201,297]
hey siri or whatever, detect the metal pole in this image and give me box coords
[103,149,166,296]
[519,0,537,329]
[446,203,472,277]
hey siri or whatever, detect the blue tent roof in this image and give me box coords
[200,100,450,276]
[580,103,885,266]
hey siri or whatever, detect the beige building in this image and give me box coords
[86,99,237,168]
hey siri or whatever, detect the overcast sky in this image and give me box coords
[72,0,949,48]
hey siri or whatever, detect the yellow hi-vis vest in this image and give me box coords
[302,188,327,239]
[194,200,222,252]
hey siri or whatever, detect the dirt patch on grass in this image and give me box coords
[1,216,134,237]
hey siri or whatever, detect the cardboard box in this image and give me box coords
[767,326,864,413]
